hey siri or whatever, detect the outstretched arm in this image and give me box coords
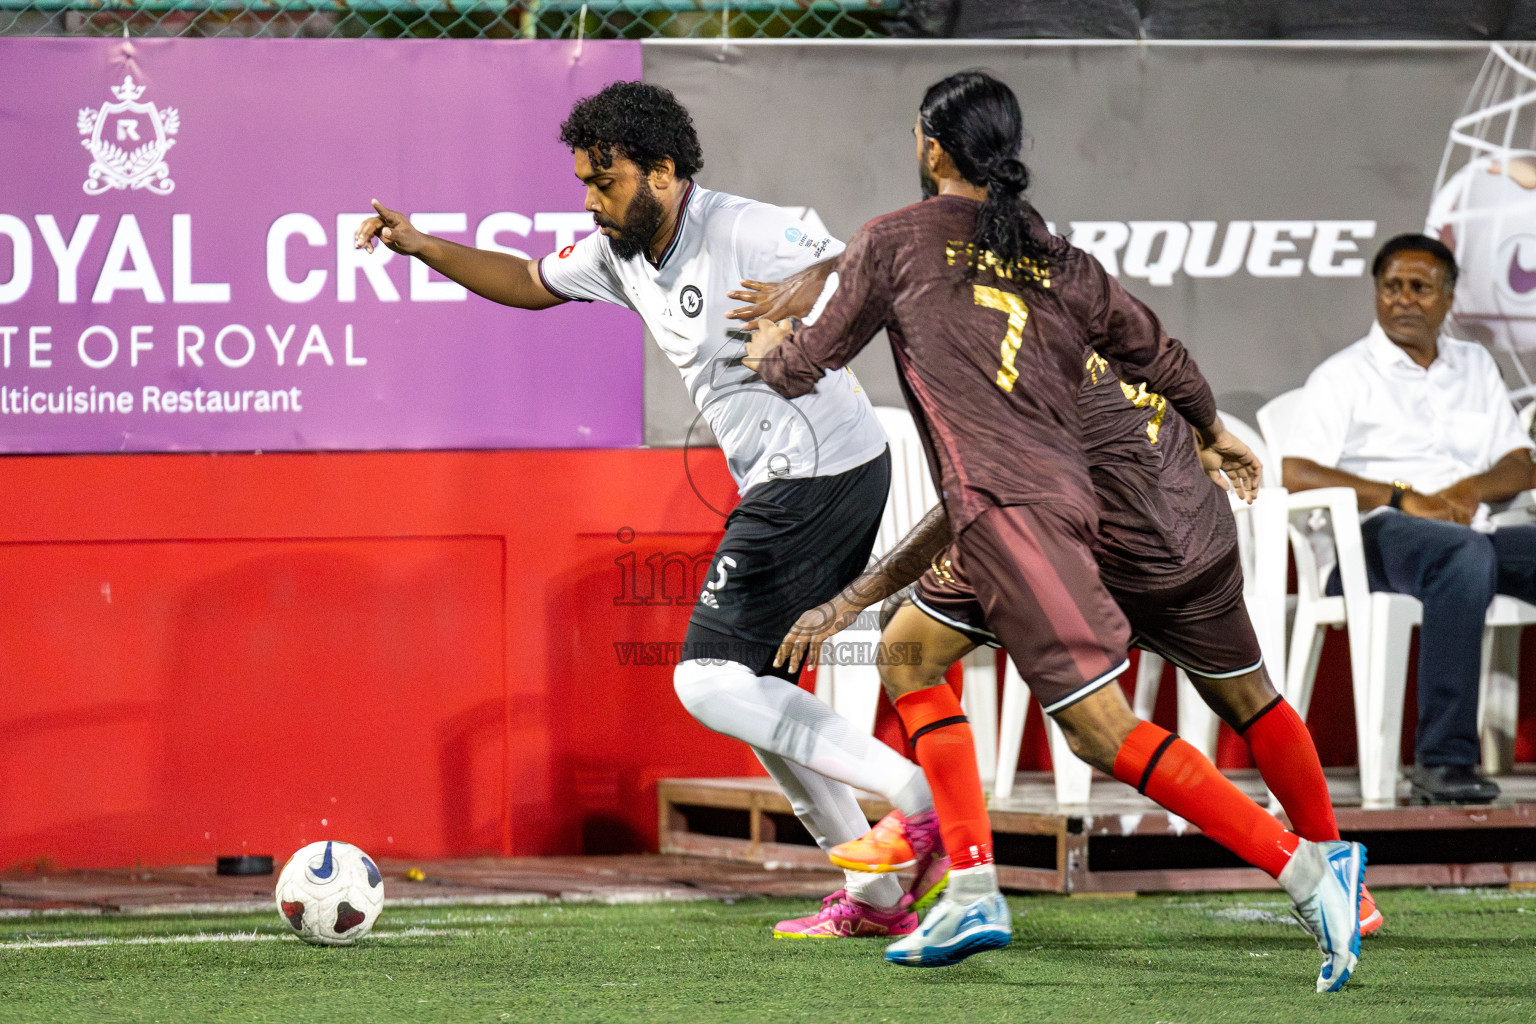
[775,504,953,673]
[1080,264,1215,428]
[354,199,565,310]
[1076,267,1260,496]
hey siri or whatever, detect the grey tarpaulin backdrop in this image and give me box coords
[640,40,1488,446]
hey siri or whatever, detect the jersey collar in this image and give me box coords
[648,180,696,270]
[1366,320,1448,374]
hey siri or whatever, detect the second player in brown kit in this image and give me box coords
[744,70,1366,990]
[774,348,1382,943]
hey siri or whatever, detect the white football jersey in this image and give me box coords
[539,183,887,494]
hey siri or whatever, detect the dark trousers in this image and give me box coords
[1351,513,1536,766]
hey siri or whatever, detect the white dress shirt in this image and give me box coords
[1284,322,1532,505]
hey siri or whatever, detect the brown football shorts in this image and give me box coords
[917,503,1132,714]
[912,506,1261,711]
[1111,544,1263,679]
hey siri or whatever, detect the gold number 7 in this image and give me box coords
[973,284,1029,392]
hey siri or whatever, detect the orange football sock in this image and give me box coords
[894,685,993,870]
[1239,697,1340,842]
[1112,721,1299,879]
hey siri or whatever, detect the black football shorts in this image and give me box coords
[682,448,890,682]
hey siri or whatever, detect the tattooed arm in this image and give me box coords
[775,503,953,673]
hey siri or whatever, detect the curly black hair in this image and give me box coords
[559,81,704,180]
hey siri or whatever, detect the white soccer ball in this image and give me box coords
[274,840,385,946]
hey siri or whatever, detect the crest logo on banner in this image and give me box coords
[77,75,180,196]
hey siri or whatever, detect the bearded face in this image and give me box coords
[596,176,667,262]
[919,160,939,200]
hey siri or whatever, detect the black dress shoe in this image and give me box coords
[1408,764,1500,805]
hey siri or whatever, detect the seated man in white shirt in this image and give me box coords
[1282,233,1536,805]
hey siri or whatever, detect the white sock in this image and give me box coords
[947,863,1001,900]
[844,869,904,910]
[674,659,933,815]
[1277,839,1323,902]
[752,748,904,910]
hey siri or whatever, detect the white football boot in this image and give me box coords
[1280,839,1367,993]
[883,864,1011,968]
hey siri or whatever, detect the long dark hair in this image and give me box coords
[919,70,1053,283]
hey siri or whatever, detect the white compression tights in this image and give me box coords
[673,658,933,815]
[674,658,932,909]
[751,749,904,910]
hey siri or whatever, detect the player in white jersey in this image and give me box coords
[355,82,945,937]
[541,180,883,492]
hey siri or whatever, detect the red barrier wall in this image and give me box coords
[0,449,759,869]
[2,450,1532,870]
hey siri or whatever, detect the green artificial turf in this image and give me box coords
[0,888,1532,1023]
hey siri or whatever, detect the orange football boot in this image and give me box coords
[829,809,939,873]
[1359,884,1384,936]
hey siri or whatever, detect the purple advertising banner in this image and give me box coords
[0,39,643,452]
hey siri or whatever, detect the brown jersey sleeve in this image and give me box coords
[755,225,893,399]
[1069,253,1218,432]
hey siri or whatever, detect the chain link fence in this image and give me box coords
[0,0,901,39]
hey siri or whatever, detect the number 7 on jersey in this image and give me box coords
[972,284,1029,392]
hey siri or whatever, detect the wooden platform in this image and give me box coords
[658,769,1536,893]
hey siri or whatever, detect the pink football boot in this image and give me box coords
[772,890,918,939]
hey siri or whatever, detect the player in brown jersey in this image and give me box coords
[744,71,1365,991]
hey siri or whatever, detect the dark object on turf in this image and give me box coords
[216,855,275,876]
[1408,764,1500,805]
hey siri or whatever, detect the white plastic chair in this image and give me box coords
[814,407,999,779]
[993,659,1092,805]
[991,657,1098,805]
[1258,387,1536,807]
[1477,596,1536,773]
[815,407,935,733]
[960,648,999,791]
[1484,402,1536,770]
[1258,388,1399,806]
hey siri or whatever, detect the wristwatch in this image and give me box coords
[1389,480,1412,509]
